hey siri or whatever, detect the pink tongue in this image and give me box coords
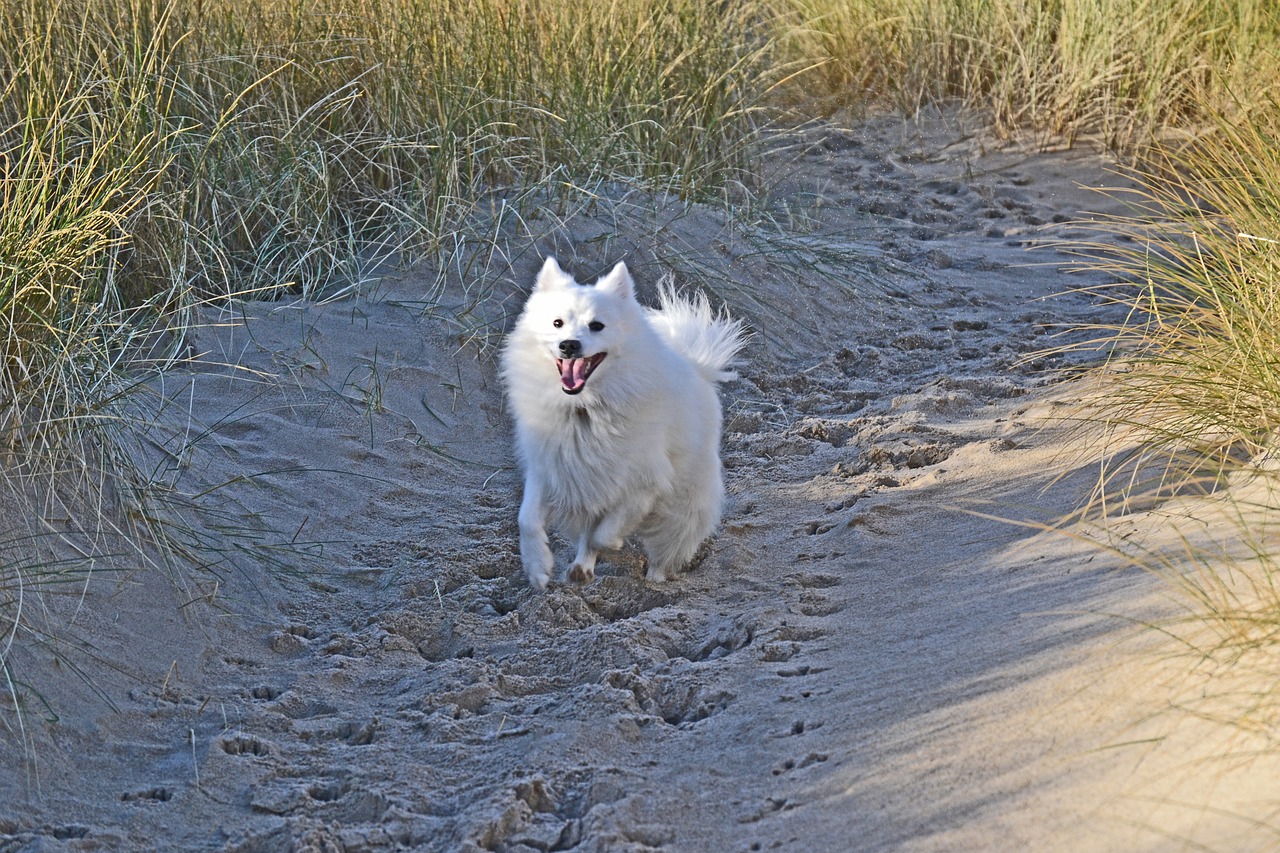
[560,358,586,390]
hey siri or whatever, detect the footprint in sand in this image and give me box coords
[737,796,795,825]
[786,571,842,588]
[121,786,172,803]
[267,624,319,656]
[220,734,271,757]
[676,616,755,663]
[794,589,842,617]
[798,520,836,536]
[473,769,628,853]
[776,665,830,678]
[576,578,676,622]
[845,503,909,536]
[776,718,824,738]
[759,641,800,663]
[604,670,736,727]
[339,719,379,746]
[771,751,830,776]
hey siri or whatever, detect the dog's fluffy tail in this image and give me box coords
[648,279,748,384]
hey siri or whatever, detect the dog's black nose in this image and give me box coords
[558,339,582,357]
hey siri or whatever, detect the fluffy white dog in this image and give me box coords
[501,257,746,589]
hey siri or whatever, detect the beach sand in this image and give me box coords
[5,111,1278,852]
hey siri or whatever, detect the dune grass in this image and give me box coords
[781,0,1280,149]
[1069,119,1280,480]
[1054,105,1280,708]
[6,0,774,298]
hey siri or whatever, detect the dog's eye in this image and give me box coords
[553,319,564,328]
[588,321,605,332]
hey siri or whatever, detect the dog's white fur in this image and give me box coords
[501,257,746,589]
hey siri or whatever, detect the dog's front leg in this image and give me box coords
[518,474,554,590]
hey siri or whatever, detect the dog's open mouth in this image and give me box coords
[556,352,607,394]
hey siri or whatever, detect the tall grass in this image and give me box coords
[4,0,773,299]
[1,2,184,607]
[1057,105,1280,679]
[1072,122,1280,477]
[782,0,1280,149]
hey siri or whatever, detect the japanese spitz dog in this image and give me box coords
[501,257,746,590]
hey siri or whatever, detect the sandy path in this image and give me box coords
[4,112,1274,852]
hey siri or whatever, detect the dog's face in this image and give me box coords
[517,257,635,395]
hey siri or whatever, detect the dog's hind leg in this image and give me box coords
[641,521,707,582]
[642,476,722,582]
[568,534,599,584]
[592,495,654,551]
[569,494,657,583]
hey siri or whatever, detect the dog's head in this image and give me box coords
[516,256,639,395]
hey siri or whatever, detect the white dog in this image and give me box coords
[501,257,746,589]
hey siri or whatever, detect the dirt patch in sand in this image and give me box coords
[5,112,1277,852]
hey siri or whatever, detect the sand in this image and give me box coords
[4,110,1278,852]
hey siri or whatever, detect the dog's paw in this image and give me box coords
[645,567,670,583]
[523,554,552,590]
[521,539,554,590]
[567,562,595,584]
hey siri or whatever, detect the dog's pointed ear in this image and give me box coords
[533,256,570,292]
[595,261,634,300]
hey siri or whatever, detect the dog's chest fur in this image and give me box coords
[530,398,662,513]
